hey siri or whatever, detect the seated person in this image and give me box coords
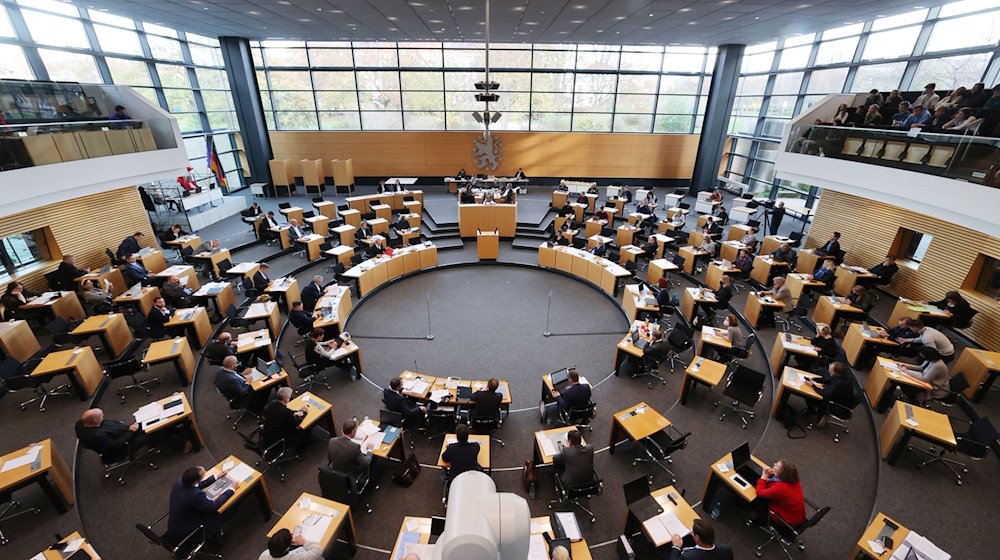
[54,254,88,289]
[306,329,358,377]
[754,460,806,528]
[77,408,149,463]
[886,317,916,342]
[897,347,951,404]
[365,236,387,258]
[79,279,113,313]
[869,256,898,285]
[715,207,730,225]
[214,355,271,413]
[301,276,324,312]
[442,424,481,481]
[636,201,654,215]
[259,528,322,560]
[162,275,193,308]
[811,259,836,290]
[890,102,911,126]
[847,285,872,313]
[553,230,571,246]
[122,254,151,286]
[862,103,884,126]
[733,249,754,278]
[699,236,717,267]
[469,378,503,422]
[251,263,271,292]
[925,290,974,328]
[942,107,979,132]
[383,377,427,429]
[639,238,658,258]
[590,239,607,257]
[116,232,144,258]
[895,319,955,362]
[665,519,734,560]
[553,429,595,489]
[1,282,41,321]
[287,219,306,241]
[714,314,745,362]
[560,203,574,217]
[740,227,759,251]
[165,466,237,545]
[561,215,579,232]
[456,168,468,180]
[203,332,237,365]
[328,419,374,486]
[707,188,723,203]
[804,361,855,418]
[551,369,591,413]
[714,275,734,308]
[146,297,175,339]
[770,242,796,265]
[813,232,840,257]
[288,301,315,335]
[795,323,837,369]
[261,387,309,454]
[898,105,930,128]
[514,168,527,180]
[757,277,792,328]
[356,221,373,241]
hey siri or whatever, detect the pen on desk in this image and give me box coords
[667,494,677,505]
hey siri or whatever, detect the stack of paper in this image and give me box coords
[134,402,164,425]
[229,462,255,482]
[299,514,334,543]
[643,511,690,542]
[527,534,549,560]
[0,445,43,473]
[429,389,451,403]
[356,420,380,440]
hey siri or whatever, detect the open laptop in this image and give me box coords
[623,476,663,521]
[731,442,762,483]
[257,357,281,376]
[549,368,570,389]
[428,516,447,544]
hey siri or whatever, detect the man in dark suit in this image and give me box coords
[469,378,502,421]
[356,221,373,242]
[552,369,591,413]
[306,329,358,378]
[203,332,237,365]
[384,376,427,429]
[768,202,785,236]
[76,408,148,462]
[552,429,594,489]
[770,243,797,265]
[288,301,315,335]
[813,232,841,257]
[261,387,309,453]
[590,240,606,257]
[869,256,899,285]
[805,361,855,419]
[441,424,481,481]
[164,465,237,545]
[328,419,373,486]
[54,255,88,290]
[116,231,144,258]
[146,297,174,339]
[301,275,324,312]
[663,519,733,560]
[215,355,270,413]
[122,255,151,286]
[162,275,193,308]
[251,263,271,292]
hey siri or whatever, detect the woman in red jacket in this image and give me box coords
[756,459,806,528]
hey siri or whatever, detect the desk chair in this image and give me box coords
[379,409,416,450]
[725,333,757,369]
[225,304,251,335]
[319,464,374,514]
[45,317,89,349]
[76,420,159,485]
[136,513,221,560]
[240,426,300,482]
[559,401,597,432]
[241,276,260,301]
[549,469,603,523]
[715,365,765,429]
[631,426,690,483]
[310,197,325,211]
[775,301,806,333]
[1,356,72,412]
[571,238,586,250]
[0,490,39,545]
[426,408,457,442]
[105,352,160,403]
[662,322,694,372]
[291,353,329,394]
[787,231,803,248]
[806,401,854,443]
[752,498,830,559]
[218,387,260,430]
[908,417,994,485]
[105,248,125,267]
[470,414,505,447]
[930,372,970,410]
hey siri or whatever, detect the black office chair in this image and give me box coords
[787,231,803,248]
[225,304,251,334]
[291,353,329,393]
[753,499,830,559]
[242,276,259,300]
[426,408,457,442]
[311,197,325,210]
[217,387,259,430]
[0,490,39,545]
[715,365,766,429]
[105,353,160,403]
[662,322,694,372]
[470,414,505,447]
[379,409,415,450]
[1,357,72,412]
[45,317,88,348]
[106,248,125,267]
[319,464,374,514]
[76,420,159,485]
[631,426,691,483]
[239,425,300,482]
[549,469,603,523]
[278,202,292,211]
[908,416,995,485]
[560,401,597,432]
[136,513,221,560]
[775,300,806,333]
[930,372,970,409]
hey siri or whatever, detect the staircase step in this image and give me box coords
[432,238,465,250]
[511,238,545,250]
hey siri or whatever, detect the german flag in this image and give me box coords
[206,136,227,189]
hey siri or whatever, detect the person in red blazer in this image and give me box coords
[756,459,806,528]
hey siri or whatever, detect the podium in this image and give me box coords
[331,158,355,195]
[477,229,499,260]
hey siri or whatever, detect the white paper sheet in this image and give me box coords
[409,380,430,394]
[356,420,380,439]
[429,389,451,403]
[134,402,163,424]
[228,462,254,482]
[527,534,549,560]
[0,453,34,472]
[642,516,670,544]
[555,512,582,541]
[404,543,437,559]
[299,514,333,543]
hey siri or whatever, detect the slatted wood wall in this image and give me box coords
[807,190,1000,350]
[0,186,154,293]
[270,131,700,179]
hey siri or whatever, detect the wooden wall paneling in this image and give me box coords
[0,187,154,294]
[808,190,1000,350]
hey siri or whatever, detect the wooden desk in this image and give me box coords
[313,285,353,336]
[879,401,956,465]
[114,286,160,316]
[163,234,201,253]
[533,515,593,560]
[727,224,753,242]
[646,258,679,285]
[953,347,1000,402]
[627,485,700,549]
[226,262,260,283]
[76,268,127,295]
[587,234,614,250]
[426,377,512,413]
[608,402,670,454]
[533,426,584,465]
[279,205,304,224]
[585,219,606,238]
[165,306,212,348]
[851,513,911,560]
[705,262,739,290]
[795,249,822,274]
[750,255,789,285]
[156,265,200,292]
[371,203,392,221]
[244,301,282,339]
[614,321,647,374]
[193,282,237,320]
[865,357,933,413]
[206,455,272,519]
[250,367,289,393]
[269,226,293,249]
[678,246,706,274]
[617,225,640,247]
[680,287,716,322]
[140,392,205,449]
[297,234,326,261]
[342,243,438,298]
[742,292,784,328]
[680,357,726,405]
[340,208,361,228]
[305,215,331,236]
[687,230,706,248]
[0,439,73,513]
[701,451,769,510]
[541,372,590,404]
[458,203,517,237]
[32,347,103,399]
[437,434,491,471]
[842,323,898,367]
[719,240,746,262]
[812,295,863,327]
[769,333,818,376]
[192,248,233,278]
[477,229,499,260]
[267,492,355,557]
[236,329,275,361]
[785,273,824,301]
[886,298,951,327]
[832,265,877,297]
[538,244,631,297]
[39,531,100,559]
[289,392,337,436]
[761,235,792,255]
[356,418,405,463]
[697,326,732,357]
[22,291,85,323]
[72,313,134,358]
[771,367,822,416]
[326,245,355,267]
[0,320,41,362]
[389,516,435,560]
[401,212,421,229]
[135,249,168,274]
[143,337,196,385]
[623,285,661,322]
[314,200,338,219]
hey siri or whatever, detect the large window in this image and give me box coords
[254,41,715,133]
[0,230,48,280]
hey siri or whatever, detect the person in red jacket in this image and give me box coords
[756,459,806,528]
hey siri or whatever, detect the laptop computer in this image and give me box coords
[256,357,281,376]
[456,386,473,400]
[428,516,447,544]
[731,442,762,482]
[623,476,663,521]
[549,368,570,388]
[635,338,650,351]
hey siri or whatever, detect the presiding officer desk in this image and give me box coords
[341,242,438,297]
[538,243,631,296]
[458,203,517,237]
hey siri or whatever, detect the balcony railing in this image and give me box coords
[785,123,1000,188]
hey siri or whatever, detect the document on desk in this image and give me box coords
[555,511,582,541]
[540,437,558,457]
[643,511,689,543]
[394,533,420,560]
[299,514,333,543]
[408,379,430,395]
[246,302,268,317]
[429,389,451,403]
[134,402,164,425]
[356,420,381,439]
[527,534,549,560]
[228,462,255,482]
[404,543,436,560]
[1,444,42,472]
[891,532,950,560]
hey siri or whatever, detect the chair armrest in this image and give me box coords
[174,525,207,553]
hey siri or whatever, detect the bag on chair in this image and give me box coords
[393,453,421,487]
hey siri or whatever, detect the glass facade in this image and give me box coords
[0,0,245,189]
[252,41,715,134]
[725,2,1000,206]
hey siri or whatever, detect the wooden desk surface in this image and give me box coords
[141,392,199,439]
[250,368,289,392]
[266,491,350,550]
[0,319,41,362]
[684,358,727,387]
[288,391,333,431]
[236,328,273,354]
[710,452,768,503]
[642,485,701,548]
[778,366,823,401]
[207,454,266,514]
[390,516,433,560]
[0,438,73,505]
[700,326,732,349]
[32,346,103,397]
[531,515,593,560]
[40,531,100,560]
[613,402,671,441]
[889,401,956,448]
[853,513,911,560]
[535,426,584,464]
[399,370,437,399]
[436,434,491,469]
